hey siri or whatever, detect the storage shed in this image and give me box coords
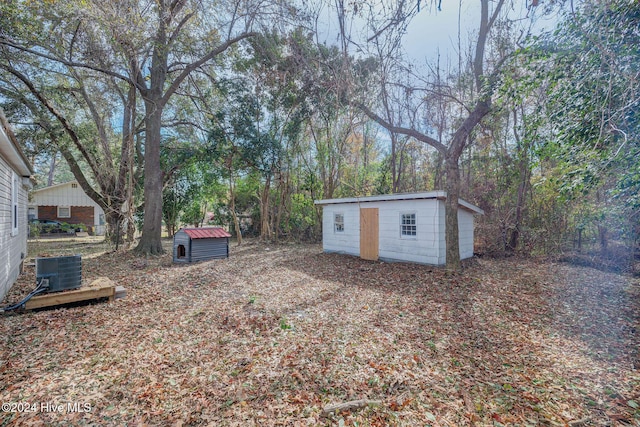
[314,191,483,265]
[173,227,231,263]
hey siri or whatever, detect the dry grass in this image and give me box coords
[1,239,638,426]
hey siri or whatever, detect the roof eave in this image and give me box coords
[314,191,484,215]
[0,110,33,177]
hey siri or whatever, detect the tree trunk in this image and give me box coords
[229,173,242,245]
[508,179,526,252]
[576,228,583,252]
[47,154,56,186]
[444,157,462,271]
[259,175,272,240]
[391,132,399,193]
[105,209,126,245]
[135,102,165,255]
[598,225,608,254]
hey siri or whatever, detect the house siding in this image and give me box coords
[0,157,28,301]
[30,182,105,235]
[38,205,95,232]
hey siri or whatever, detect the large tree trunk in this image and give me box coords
[444,157,462,271]
[105,209,126,248]
[135,102,165,254]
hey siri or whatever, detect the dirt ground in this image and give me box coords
[1,239,638,426]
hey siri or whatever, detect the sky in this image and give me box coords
[315,0,561,66]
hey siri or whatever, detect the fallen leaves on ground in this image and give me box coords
[1,240,638,426]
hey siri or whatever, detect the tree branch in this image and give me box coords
[353,101,447,154]
[161,32,258,105]
[2,63,104,181]
[0,36,140,90]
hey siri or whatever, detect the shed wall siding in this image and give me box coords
[0,157,28,302]
[173,231,191,263]
[376,199,441,265]
[191,239,228,262]
[458,210,475,260]
[322,205,360,256]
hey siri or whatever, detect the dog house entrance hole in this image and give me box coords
[177,244,186,258]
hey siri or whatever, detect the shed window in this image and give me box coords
[58,206,71,218]
[401,213,416,237]
[11,172,19,236]
[334,213,344,232]
[71,183,78,188]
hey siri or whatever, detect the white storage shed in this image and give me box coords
[314,191,483,265]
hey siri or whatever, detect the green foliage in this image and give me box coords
[531,1,639,205]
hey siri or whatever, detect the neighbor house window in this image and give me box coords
[334,213,344,232]
[401,213,416,237]
[11,172,19,236]
[71,183,78,188]
[58,206,71,218]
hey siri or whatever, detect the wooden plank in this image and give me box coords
[25,278,115,310]
[359,208,379,261]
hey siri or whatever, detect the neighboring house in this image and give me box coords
[314,191,484,265]
[29,181,106,235]
[0,110,33,302]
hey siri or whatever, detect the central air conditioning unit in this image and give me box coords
[36,255,82,293]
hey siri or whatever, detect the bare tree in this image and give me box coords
[1,0,284,254]
[344,0,531,270]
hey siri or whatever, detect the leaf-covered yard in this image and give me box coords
[1,241,639,426]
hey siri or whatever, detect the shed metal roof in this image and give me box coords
[314,191,484,214]
[182,227,231,239]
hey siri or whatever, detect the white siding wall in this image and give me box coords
[0,156,28,302]
[458,209,475,259]
[322,204,360,256]
[437,200,447,264]
[32,183,96,206]
[376,199,441,265]
[321,198,477,266]
[433,204,476,264]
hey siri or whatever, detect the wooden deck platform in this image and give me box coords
[25,277,117,310]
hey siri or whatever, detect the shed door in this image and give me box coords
[360,208,379,261]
